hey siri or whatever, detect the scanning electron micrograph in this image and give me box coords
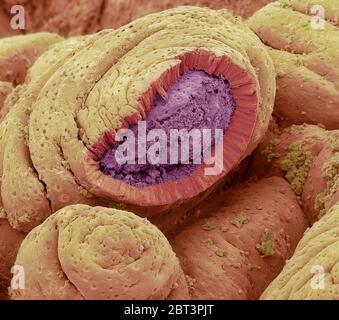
[0,0,339,303]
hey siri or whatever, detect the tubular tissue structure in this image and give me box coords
[0,6,275,234]
[10,177,306,300]
[0,32,62,117]
[261,202,339,300]
[249,122,339,299]
[1,1,339,301]
[250,124,339,222]
[248,0,339,129]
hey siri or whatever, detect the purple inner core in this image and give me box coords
[100,70,236,187]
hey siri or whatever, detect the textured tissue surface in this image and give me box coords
[10,205,189,300]
[261,203,339,300]
[248,0,339,128]
[100,70,235,187]
[0,33,62,117]
[170,177,307,300]
[0,6,275,231]
[8,178,306,300]
[0,0,273,37]
[250,123,339,223]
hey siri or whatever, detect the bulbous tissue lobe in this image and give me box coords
[169,176,308,299]
[248,0,339,129]
[250,123,339,223]
[10,205,188,300]
[261,203,339,300]
[0,32,62,85]
[0,32,62,116]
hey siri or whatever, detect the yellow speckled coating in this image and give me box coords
[250,123,339,222]
[0,81,12,117]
